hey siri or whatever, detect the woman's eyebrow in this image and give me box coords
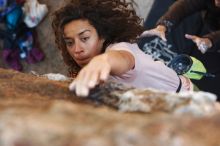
[63,37,72,40]
[78,29,91,35]
[63,29,91,39]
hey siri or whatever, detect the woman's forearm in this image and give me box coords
[104,50,135,75]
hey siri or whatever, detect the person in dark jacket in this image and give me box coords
[140,0,220,98]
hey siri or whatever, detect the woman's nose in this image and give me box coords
[74,41,83,53]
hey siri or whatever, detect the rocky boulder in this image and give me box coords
[0,68,220,146]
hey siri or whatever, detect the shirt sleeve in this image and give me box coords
[157,0,207,32]
[106,42,135,56]
[203,30,220,51]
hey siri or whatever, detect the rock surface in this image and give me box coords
[0,68,220,146]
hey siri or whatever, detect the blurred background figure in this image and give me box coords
[139,0,220,98]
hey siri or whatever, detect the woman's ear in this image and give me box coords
[101,38,105,44]
[99,38,107,53]
[99,37,106,47]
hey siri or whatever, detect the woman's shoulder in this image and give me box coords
[106,42,139,51]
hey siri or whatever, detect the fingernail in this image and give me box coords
[101,74,108,81]
[69,82,75,91]
[79,87,89,97]
[88,80,96,88]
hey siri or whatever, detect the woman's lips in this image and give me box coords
[74,54,88,60]
[74,57,90,66]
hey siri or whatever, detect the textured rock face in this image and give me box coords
[0,68,220,146]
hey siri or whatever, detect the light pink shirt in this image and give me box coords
[107,42,192,92]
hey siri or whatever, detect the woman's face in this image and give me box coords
[215,0,220,7]
[63,19,105,67]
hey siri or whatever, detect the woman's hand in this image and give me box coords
[140,25,167,41]
[185,34,212,54]
[69,49,134,97]
[69,55,111,97]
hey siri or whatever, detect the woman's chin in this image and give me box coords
[78,63,87,67]
[75,58,90,67]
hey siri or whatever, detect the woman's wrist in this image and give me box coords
[156,25,167,33]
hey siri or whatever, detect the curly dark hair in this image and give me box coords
[52,0,144,77]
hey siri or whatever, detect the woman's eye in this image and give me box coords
[65,41,74,47]
[81,37,89,42]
